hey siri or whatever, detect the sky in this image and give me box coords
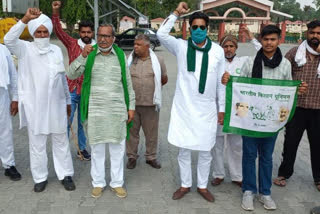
[296,0,316,8]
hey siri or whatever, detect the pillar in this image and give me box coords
[182,19,187,40]
[238,23,247,43]
[281,21,287,44]
[218,22,225,42]
[260,22,267,34]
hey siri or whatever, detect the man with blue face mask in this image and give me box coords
[157,2,225,202]
[4,8,75,193]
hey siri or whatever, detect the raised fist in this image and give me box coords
[21,8,41,24]
[52,1,62,10]
[82,44,94,58]
[175,2,190,16]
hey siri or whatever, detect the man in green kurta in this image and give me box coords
[68,24,135,199]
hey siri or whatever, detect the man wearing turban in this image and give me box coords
[4,8,75,193]
[211,29,261,188]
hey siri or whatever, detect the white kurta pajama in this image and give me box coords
[212,40,262,182]
[68,48,135,189]
[213,56,246,182]
[0,44,18,169]
[4,19,74,183]
[157,14,225,188]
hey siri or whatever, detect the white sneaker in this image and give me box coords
[259,195,277,210]
[242,191,254,211]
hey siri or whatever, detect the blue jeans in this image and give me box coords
[68,89,87,151]
[242,134,278,195]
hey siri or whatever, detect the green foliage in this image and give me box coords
[270,0,317,21]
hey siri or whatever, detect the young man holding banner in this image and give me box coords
[222,25,307,211]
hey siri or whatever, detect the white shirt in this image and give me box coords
[157,14,225,151]
[4,20,71,135]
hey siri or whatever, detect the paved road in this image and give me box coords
[1,41,319,214]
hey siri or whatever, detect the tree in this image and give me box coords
[39,0,93,32]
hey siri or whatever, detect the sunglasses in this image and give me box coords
[191,25,207,31]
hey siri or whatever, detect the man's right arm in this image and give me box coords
[52,1,75,48]
[285,48,294,64]
[4,21,27,58]
[4,8,41,57]
[156,2,189,56]
[67,55,87,80]
[156,14,180,56]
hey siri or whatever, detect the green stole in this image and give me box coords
[80,44,133,140]
[187,37,212,94]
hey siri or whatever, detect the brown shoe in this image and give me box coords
[146,159,161,169]
[172,187,190,200]
[197,188,215,202]
[211,178,224,186]
[232,181,242,187]
[126,158,136,169]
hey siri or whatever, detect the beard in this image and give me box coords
[81,36,92,44]
[225,52,236,59]
[307,37,320,48]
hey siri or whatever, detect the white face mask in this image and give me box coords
[98,37,115,53]
[33,38,50,54]
[98,44,113,53]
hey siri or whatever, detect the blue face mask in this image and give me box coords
[191,27,207,44]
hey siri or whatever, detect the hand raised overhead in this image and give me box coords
[21,8,41,24]
[174,2,190,16]
[52,1,62,14]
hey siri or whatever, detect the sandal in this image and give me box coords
[273,176,287,187]
[315,181,320,192]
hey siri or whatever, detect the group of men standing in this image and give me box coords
[0,0,318,211]
[0,0,167,199]
[157,1,314,212]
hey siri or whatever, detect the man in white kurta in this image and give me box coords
[4,8,75,192]
[157,2,225,202]
[0,44,21,181]
[211,33,261,187]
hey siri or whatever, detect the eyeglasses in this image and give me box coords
[191,25,207,31]
[97,34,113,39]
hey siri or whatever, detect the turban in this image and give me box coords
[220,35,238,48]
[28,14,53,37]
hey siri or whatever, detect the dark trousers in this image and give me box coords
[278,107,320,182]
[242,135,277,195]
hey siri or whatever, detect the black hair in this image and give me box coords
[189,12,209,27]
[261,25,281,38]
[307,20,320,30]
[78,20,94,32]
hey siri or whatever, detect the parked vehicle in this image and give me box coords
[115,28,161,50]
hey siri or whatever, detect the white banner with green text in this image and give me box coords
[223,76,301,138]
